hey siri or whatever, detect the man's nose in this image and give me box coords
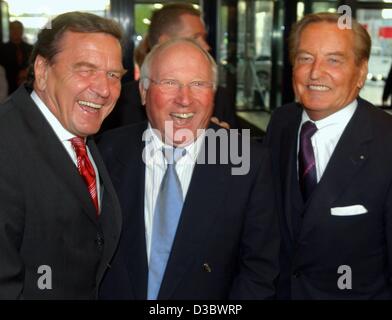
[309,59,324,80]
[199,38,211,52]
[91,71,110,98]
[175,84,192,106]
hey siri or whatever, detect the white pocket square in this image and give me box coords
[330,205,368,216]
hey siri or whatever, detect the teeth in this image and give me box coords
[308,85,330,91]
[78,100,103,109]
[171,113,195,119]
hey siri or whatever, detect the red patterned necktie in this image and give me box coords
[70,137,99,215]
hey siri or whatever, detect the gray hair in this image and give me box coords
[28,11,123,84]
[289,12,371,65]
[140,37,217,91]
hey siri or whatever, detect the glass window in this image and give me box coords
[236,0,273,111]
[7,0,110,44]
[312,2,337,13]
[357,9,392,105]
[1,1,9,42]
[217,4,229,86]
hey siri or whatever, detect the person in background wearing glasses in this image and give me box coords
[98,3,239,134]
[98,38,279,300]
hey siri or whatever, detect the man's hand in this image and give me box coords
[210,116,230,129]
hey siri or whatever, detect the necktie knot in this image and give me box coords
[162,147,186,165]
[300,121,317,140]
[70,136,88,157]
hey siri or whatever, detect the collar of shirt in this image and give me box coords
[298,99,358,181]
[300,99,358,132]
[144,123,206,168]
[31,90,102,208]
[31,90,78,142]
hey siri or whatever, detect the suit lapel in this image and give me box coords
[14,86,99,224]
[109,123,148,299]
[300,101,372,238]
[88,139,122,287]
[158,129,230,299]
[280,106,303,241]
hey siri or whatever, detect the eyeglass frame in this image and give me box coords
[142,77,217,93]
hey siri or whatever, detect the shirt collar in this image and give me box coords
[301,99,358,130]
[145,123,205,163]
[31,90,78,142]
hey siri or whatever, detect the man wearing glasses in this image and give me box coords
[98,38,279,300]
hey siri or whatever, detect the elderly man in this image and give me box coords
[99,3,239,133]
[98,38,279,300]
[0,12,125,299]
[264,12,392,299]
[0,21,33,94]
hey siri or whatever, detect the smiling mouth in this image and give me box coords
[307,85,330,91]
[78,100,103,110]
[170,112,195,119]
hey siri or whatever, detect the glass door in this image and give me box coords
[236,0,274,111]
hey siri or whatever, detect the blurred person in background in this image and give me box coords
[0,21,33,94]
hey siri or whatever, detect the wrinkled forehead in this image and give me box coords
[300,21,355,43]
[151,42,211,75]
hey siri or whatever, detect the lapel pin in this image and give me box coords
[203,263,212,273]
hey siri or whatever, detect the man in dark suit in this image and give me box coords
[98,38,279,299]
[0,21,33,94]
[99,3,239,133]
[382,64,392,108]
[0,12,125,299]
[264,12,392,299]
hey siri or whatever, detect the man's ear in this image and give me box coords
[158,34,171,44]
[139,79,147,105]
[34,55,49,91]
[357,60,368,89]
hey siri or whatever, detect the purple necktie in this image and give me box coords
[298,121,318,201]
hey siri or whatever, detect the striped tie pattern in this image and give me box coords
[298,121,318,201]
[70,137,99,215]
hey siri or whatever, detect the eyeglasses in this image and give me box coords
[145,78,215,94]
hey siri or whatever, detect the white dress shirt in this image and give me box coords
[298,100,357,182]
[144,124,205,263]
[31,91,101,209]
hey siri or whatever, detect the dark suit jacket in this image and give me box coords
[264,98,392,299]
[383,65,392,107]
[0,41,33,94]
[98,122,279,299]
[0,86,122,299]
[98,80,240,133]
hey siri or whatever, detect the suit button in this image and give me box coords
[292,272,300,278]
[96,234,104,248]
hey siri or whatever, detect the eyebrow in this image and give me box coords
[325,52,346,57]
[73,62,98,69]
[296,50,346,57]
